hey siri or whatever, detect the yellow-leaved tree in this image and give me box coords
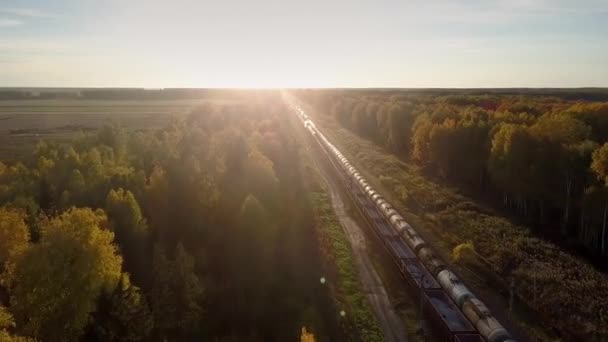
[300,327,316,342]
[10,208,122,342]
[0,306,32,342]
[0,207,30,286]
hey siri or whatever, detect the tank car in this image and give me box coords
[437,269,474,307]
[462,298,514,342]
[401,226,427,252]
[418,247,447,275]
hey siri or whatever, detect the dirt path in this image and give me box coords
[319,164,407,342]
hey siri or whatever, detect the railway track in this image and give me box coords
[287,98,515,342]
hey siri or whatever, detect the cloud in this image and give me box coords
[0,37,109,58]
[0,18,22,27]
[0,7,58,18]
[491,0,608,15]
[405,0,608,26]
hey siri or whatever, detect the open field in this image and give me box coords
[0,99,208,160]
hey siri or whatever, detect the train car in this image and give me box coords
[418,247,447,275]
[424,289,478,342]
[462,299,514,342]
[438,270,475,307]
[399,223,427,252]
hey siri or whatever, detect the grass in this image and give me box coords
[309,191,384,342]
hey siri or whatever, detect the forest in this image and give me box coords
[0,93,363,341]
[296,89,608,258]
[3,88,608,341]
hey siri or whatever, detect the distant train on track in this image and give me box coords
[291,103,515,342]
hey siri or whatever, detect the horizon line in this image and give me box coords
[2,86,608,90]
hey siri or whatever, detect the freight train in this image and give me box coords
[291,103,515,342]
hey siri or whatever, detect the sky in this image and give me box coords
[0,0,607,88]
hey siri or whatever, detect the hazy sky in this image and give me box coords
[1,0,607,87]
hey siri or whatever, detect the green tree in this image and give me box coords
[580,186,607,251]
[488,124,553,219]
[244,149,279,209]
[149,244,175,340]
[566,102,608,141]
[363,101,380,141]
[351,101,368,135]
[143,166,170,240]
[386,102,415,155]
[105,188,149,285]
[173,243,204,338]
[232,195,277,323]
[97,124,127,161]
[90,274,153,342]
[412,115,434,164]
[591,143,608,254]
[559,141,597,233]
[10,208,122,341]
[427,119,457,179]
[531,113,590,145]
[332,99,355,127]
[149,243,204,340]
[105,189,146,238]
[211,127,248,173]
[0,163,38,213]
[530,114,595,233]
